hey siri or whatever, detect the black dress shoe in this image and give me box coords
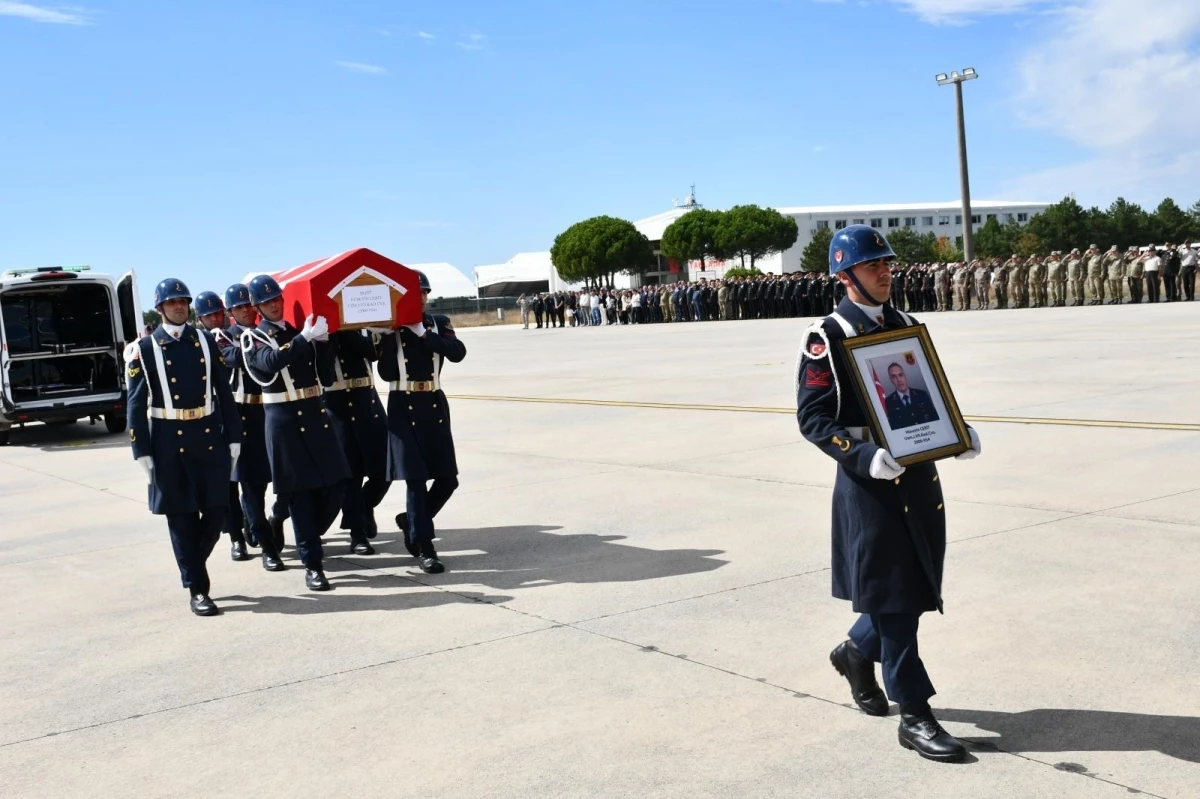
[417,554,445,574]
[898,709,968,762]
[350,534,375,556]
[305,568,331,591]
[270,516,286,551]
[261,551,286,572]
[829,640,889,716]
[189,593,219,616]
[229,536,250,562]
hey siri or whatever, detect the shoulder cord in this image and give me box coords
[240,328,296,394]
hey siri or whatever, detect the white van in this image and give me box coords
[0,266,141,445]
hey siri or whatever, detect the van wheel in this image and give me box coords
[104,414,127,434]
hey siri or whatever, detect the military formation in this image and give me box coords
[888,242,1197,311]
[127,271,465,616]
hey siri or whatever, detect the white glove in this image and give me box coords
[301,314,329,342]
[137,455,154,485]
[404,321,427,338]
[229,443,241,477]
[869,448,906,480]
[956,427,982,460]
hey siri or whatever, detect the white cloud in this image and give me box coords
[456,32,487,51]
[417,30,435,40]
[812,145,828,152]
[334,60,387,75]
[0,1,88,24]
[886,0,1047,25]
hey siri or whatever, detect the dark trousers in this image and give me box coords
[239,481,271,546]
[1164,272,1179,301]
[166,510,223,595]
[287,483,346,569]
[1146,272,1161,303]
[1128,276,1144,303]
[1182,267,1196,301]
[342,472,391,533]
[849,612,935,708]
[223,482,243,535]
[404,477,459,550]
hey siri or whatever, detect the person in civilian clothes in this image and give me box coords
[379,271,467,574]
[193,290,250,562]
[324,328,390,555]
[795,225,981,762]
[218,283,287,572]
[242,275,350,591]
[126,279,243,616]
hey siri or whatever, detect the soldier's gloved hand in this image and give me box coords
[137,455,154,485]
[301,314,329,342]
[404,321,427,338]
[868,448,906,480]
[229,443,241,477]
[955,427,982,460]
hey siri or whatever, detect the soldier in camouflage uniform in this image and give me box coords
[1127,246,1145,303]
[991,257,1008,309]
[1046,251,1067,307]
[934,263,951,311]
[972,259,990,309]
[1065,248,1086,306]
[1026,255,1045,308]
[1003,254,1023,308]
[1103,244,1125,305]
[952,262,970,311]
[1085,245,1105,305]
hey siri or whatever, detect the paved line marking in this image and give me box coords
[448,394,1200,432]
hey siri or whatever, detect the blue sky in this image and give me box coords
[2,0,1197,304]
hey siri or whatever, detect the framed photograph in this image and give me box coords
[840,325,970,466]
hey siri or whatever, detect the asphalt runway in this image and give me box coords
[2,301,1198,797]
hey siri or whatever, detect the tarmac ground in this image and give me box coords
[2,302,1198,798]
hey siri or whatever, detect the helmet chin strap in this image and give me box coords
[845,270,889,306]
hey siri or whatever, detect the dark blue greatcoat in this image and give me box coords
[216,324,272,486]
[126,325,243,515]
[242,320,350,493]
[374,314,466,481]
[322,329,389,477]
[795,297,947,615]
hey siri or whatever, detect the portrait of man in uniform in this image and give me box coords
[882,360,940,430]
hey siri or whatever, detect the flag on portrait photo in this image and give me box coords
[871,364,887,407]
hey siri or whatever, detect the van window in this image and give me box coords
[2,284,114,355]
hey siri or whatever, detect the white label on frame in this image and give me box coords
[341,284,392,324]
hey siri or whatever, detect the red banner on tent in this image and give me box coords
[274,248,423,332]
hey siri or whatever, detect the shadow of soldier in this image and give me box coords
[217,571,513,615]
[344,525,729,591]
[938,708,1200,764]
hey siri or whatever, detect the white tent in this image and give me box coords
[474,251,583,297]
[407,262,476,300]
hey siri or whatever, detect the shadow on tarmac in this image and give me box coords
[940,707,1200,763]
[1,420,128,452]
[342,525,729,591]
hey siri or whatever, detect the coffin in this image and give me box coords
[275,248,423,332]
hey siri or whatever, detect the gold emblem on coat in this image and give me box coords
[831,435,850,452]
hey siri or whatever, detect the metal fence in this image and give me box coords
[425,296,517,316]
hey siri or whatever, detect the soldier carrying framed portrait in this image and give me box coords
[839,324,970,466]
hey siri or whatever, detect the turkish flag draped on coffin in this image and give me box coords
[274,248,423,332]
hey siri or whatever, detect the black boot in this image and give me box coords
[829,640,889,716]
[229,530,250,562]
[189,592,219,616]
[350,532,375,556]
[898,706,967,762]
[305,568,331,591]
[260,539,286,572]
[417,542,445,574]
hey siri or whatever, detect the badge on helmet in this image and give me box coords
[224,283,252,309]
[415,270,432,293]
[193,291,225,317]
[247,274,284,306]
[153,278,192,308]
[827,225,896,275]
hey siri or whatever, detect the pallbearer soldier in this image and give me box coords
[795,225,981,762]
[1066,248,1086,306]
[323,328,390,555]
[194,290,249,561]
[379,271,468,574]
[126,279,243,616]
[219,283,286,572]
[242,275,350,591]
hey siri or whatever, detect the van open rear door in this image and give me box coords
[117,271,141,344]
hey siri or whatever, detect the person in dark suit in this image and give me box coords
[242,275,351,592]
[379,271,467,574]
[126,279,243,616]
[796,224,981,763]
[883,364,940,430]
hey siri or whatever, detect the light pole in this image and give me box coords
[936,68,978,263]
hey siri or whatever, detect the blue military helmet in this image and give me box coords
[247,274,283,306]
[828,224,897,275]
[224,283,252,309]
[415,270,432,293]
[153,278,192,308]
[193,291,225,317]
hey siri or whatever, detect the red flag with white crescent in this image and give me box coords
[871,365,888,407]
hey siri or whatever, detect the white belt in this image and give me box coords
[388,378,440,393]
[326,376,375,392]
[150,404,214,421]
[262,385,322,404]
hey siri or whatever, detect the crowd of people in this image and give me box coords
[515,241,1198,328]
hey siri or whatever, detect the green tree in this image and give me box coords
[1025,196,1089,253]
[800,227,833,273]
[550,216,655,288]
[1016,230,1042,257]
[142,309,161,328]
[1105,198,1151,249]
[714,205,798,269]
[1188,201,1200,239]
[723,266,763,279]
[1082,206,1112,250]
[1150,198,1193,244]
[886,227,937,265]
[972,218,1010,259]
[932,235,964,263]
[660,209,724,273]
